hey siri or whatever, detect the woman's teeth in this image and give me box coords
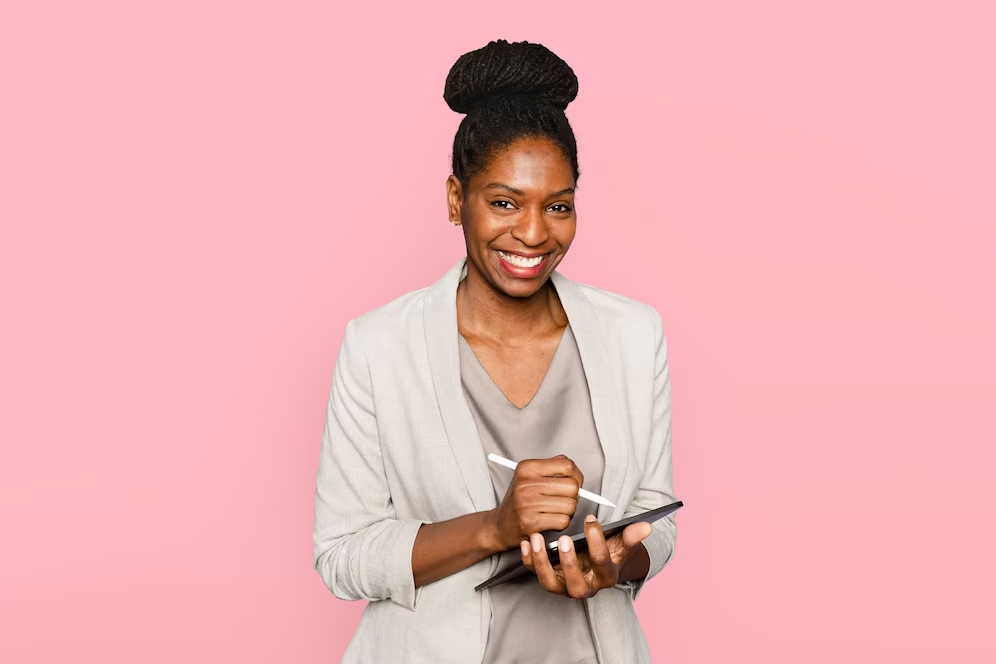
[497,251,545,268]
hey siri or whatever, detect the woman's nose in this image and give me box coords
[510,207,549,246]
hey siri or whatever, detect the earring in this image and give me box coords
[450,219,461,226]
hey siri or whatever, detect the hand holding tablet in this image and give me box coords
[475,500,683,591]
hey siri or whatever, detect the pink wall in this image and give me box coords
[2,1,994,662]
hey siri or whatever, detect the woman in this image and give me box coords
[313,40,677,664]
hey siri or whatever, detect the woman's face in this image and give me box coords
[447,136,577,299]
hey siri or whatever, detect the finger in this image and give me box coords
[520,539,534,572]
[553,454,585,489]
[519,456,583,485]
[582,515,616,589]
[513,501,576,535]
[556,535,591,600]
[527,495,578,515]
[529,533,565,595]
[525,477,582,498]
[550,455,584,489]
[533,511,572,534]
[512,489,577,534]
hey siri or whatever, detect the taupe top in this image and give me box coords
[458,325,605,664]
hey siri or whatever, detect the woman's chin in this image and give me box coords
[493,275,549,299]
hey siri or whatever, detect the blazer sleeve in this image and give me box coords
[312,318,427,611]
[618,307,678,600]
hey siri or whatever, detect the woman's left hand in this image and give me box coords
[520,514,653,599]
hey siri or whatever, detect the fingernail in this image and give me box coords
[585,514,597,523]
[520,541,529,557]
[531,534,542,553]
[559,536,571,552]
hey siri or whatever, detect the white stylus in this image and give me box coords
[486,453,616,507]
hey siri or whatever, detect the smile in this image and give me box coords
[496,250,547,269]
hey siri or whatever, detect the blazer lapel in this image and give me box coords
[551,271,631,523]
[423,259,498,513]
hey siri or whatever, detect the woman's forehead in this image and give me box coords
[475,137,575,192]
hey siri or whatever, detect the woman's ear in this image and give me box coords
[445,175,463,226]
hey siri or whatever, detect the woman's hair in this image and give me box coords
[444,40,580,187]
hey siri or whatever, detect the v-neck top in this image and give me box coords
[458,325,604,664]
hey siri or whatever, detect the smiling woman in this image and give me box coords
[313,40,678,664]
[447,138,576,294]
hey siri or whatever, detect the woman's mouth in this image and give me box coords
[495,250,549,278]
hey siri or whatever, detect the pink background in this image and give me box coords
[2,1,994,662]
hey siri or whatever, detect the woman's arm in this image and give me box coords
[617,306,678,599]
[411,511,502,588]
[313,319,429,611]
[411,455,585,588]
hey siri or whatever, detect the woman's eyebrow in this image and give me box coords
[484,183,525,195]
[484,183,575,198]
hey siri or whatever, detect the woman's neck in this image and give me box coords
[456,269,567,347]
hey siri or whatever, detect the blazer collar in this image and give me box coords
[423,259,630,521]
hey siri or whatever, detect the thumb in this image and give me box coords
[621,522,653,550]
[609,522,653,562]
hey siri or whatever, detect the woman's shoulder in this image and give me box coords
[565,278,664,335]
[346,260,463,339]
[344,285,431,342]
[575,281,658,314]
[564,279,668,370]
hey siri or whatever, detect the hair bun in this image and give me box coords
[443,40,579,114]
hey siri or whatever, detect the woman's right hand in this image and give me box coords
[489,454,584,552]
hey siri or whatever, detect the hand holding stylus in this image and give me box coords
[488,454,588,552]
[487,454,615,507]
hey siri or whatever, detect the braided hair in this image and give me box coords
[443,40,580,187]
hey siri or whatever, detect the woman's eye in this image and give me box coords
[548,204,573,213]
[490,200,515,209]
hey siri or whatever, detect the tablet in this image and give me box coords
[474,500,683,591]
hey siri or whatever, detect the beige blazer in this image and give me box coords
[313,259,678,663]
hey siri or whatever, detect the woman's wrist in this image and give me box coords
[412,508,515,588]
[477,508,508,555]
